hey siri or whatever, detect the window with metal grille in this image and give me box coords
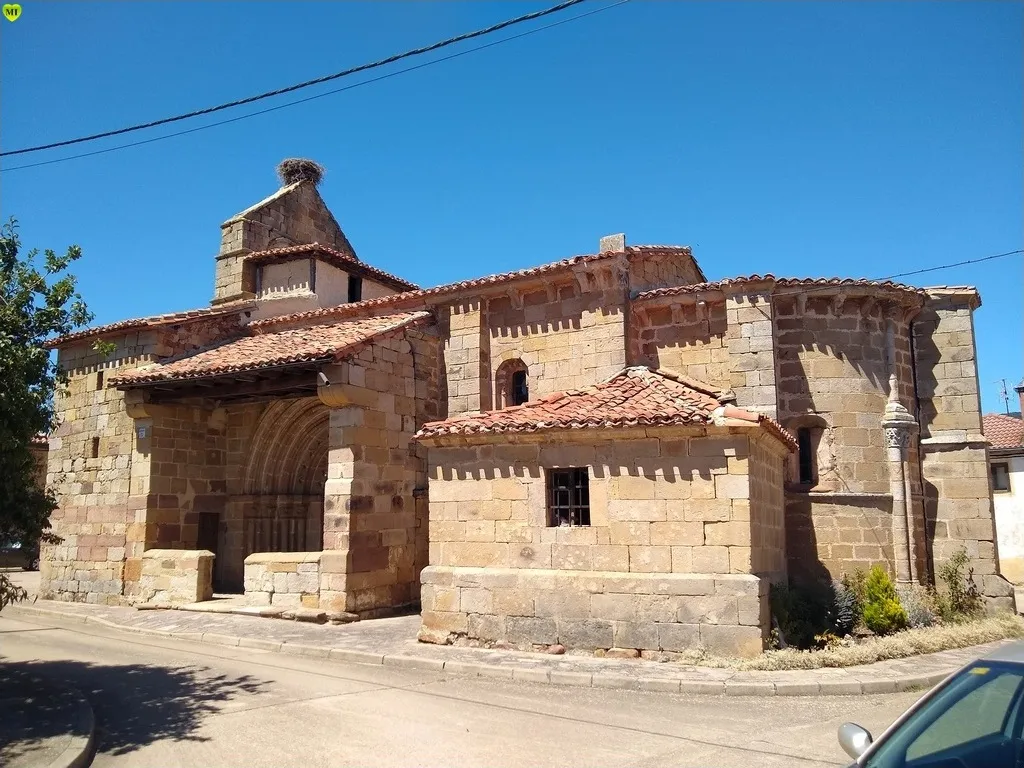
[348,275,363,303]
[511,370,529,406]
[797,427,814,485]
[547,468,590,527]
[992,463,1011,493]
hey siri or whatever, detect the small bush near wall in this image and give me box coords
[936,547,983,622]
[861,566,909,636]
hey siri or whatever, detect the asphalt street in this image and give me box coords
[0,611,926,767]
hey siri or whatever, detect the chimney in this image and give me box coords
[599,233,626,253]
[1016,381,1024,418]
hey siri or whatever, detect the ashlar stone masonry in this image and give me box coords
[38,162,1011,657]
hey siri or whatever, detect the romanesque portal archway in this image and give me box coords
[240,397,328,561]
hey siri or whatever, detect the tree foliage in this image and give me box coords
[0,218,93,609]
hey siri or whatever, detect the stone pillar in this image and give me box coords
[881,374,918,584]
[725,287,778,420]
[445,299,487,416]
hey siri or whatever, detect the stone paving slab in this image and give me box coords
[8,600,1008,697]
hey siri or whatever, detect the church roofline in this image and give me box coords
[247,243,419,292]
[251,245,695,331]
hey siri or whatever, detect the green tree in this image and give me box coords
[1,218,93,609]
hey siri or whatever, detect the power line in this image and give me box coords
[0,0,594,159]
[878,249,1023,280]
[1,0,629,172]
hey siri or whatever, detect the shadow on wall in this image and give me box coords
[434,459,726,483]
[0,657,265,762]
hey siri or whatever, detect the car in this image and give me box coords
[0,540,40,571]
[838,640,1024,768]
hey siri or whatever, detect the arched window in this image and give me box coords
[496,359,529,408]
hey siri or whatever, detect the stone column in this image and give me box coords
[881,374,918,584]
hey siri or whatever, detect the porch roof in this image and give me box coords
[109,311,430,387]
[415,366,797,450]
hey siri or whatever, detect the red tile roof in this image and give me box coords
[635,275,927,302]
[251,246,695,331]
[45,302,255,349]
[984,413,1024,451]
[246,242,419,292]
[416,366,796,449]
[109,311,430,386]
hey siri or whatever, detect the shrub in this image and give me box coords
[770,581,833,649]
[831,579,860,636]
[938,547,983,621]
[862,565,908,636]
[897,584,937,629]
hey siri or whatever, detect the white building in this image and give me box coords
[988,383,1024,584]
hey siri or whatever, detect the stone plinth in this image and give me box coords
[244,551,322,608]
[419,566,769,658]
[138,549,214,604]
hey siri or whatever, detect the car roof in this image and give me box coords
[980,640,1024,664]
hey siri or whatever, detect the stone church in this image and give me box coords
[40,162,1009,657]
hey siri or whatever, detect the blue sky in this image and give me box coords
[1,1,1021,413]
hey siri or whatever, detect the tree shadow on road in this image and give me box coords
[0,654,266,762]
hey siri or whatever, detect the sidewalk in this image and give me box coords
[8,598,1005,697]
[0,668,95,768]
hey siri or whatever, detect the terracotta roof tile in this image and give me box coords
[251,246,694,330]
[109,311,430,386]
[416,366,796,450]
[635,275,928,302]
[246,243,419,292]
[46,301,255,349]
[984,413,1024,451]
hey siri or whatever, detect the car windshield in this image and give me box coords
[864,661,1024,768]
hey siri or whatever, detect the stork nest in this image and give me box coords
[277,158,325,187]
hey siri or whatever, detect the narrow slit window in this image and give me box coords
[547,468,590,527]
[511,370,528,406]
[992,463,1011,493]
[348,275,363,303]
[90,436,100,459]
[797,427,814,485]
[96,370,104,390]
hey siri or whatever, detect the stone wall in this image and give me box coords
[244,552,321,607]
[122,402,227,601]
[319,328,441,616]
[420,427,792,654]
[485,276,627,405]
[41,312,246,605]
[420,567,767,657]
[425,430,764,575]
[785,494,894,584]
[215,181,356,304]
[137,549,214,605]
[626,247,703,293]
[749,436,788,582]
[915,290,1009,604]
[630,299,730,388]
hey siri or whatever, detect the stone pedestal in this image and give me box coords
[137,549,215,604]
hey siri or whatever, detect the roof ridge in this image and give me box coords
[250,245,697,331]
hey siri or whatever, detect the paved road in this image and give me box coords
[0,612,922,768]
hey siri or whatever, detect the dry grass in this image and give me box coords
[672,614,1024,671]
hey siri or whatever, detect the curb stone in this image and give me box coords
[7,604,966,697]
[51,683,95,768]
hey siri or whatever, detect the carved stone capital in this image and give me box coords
[884,426,911,450]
